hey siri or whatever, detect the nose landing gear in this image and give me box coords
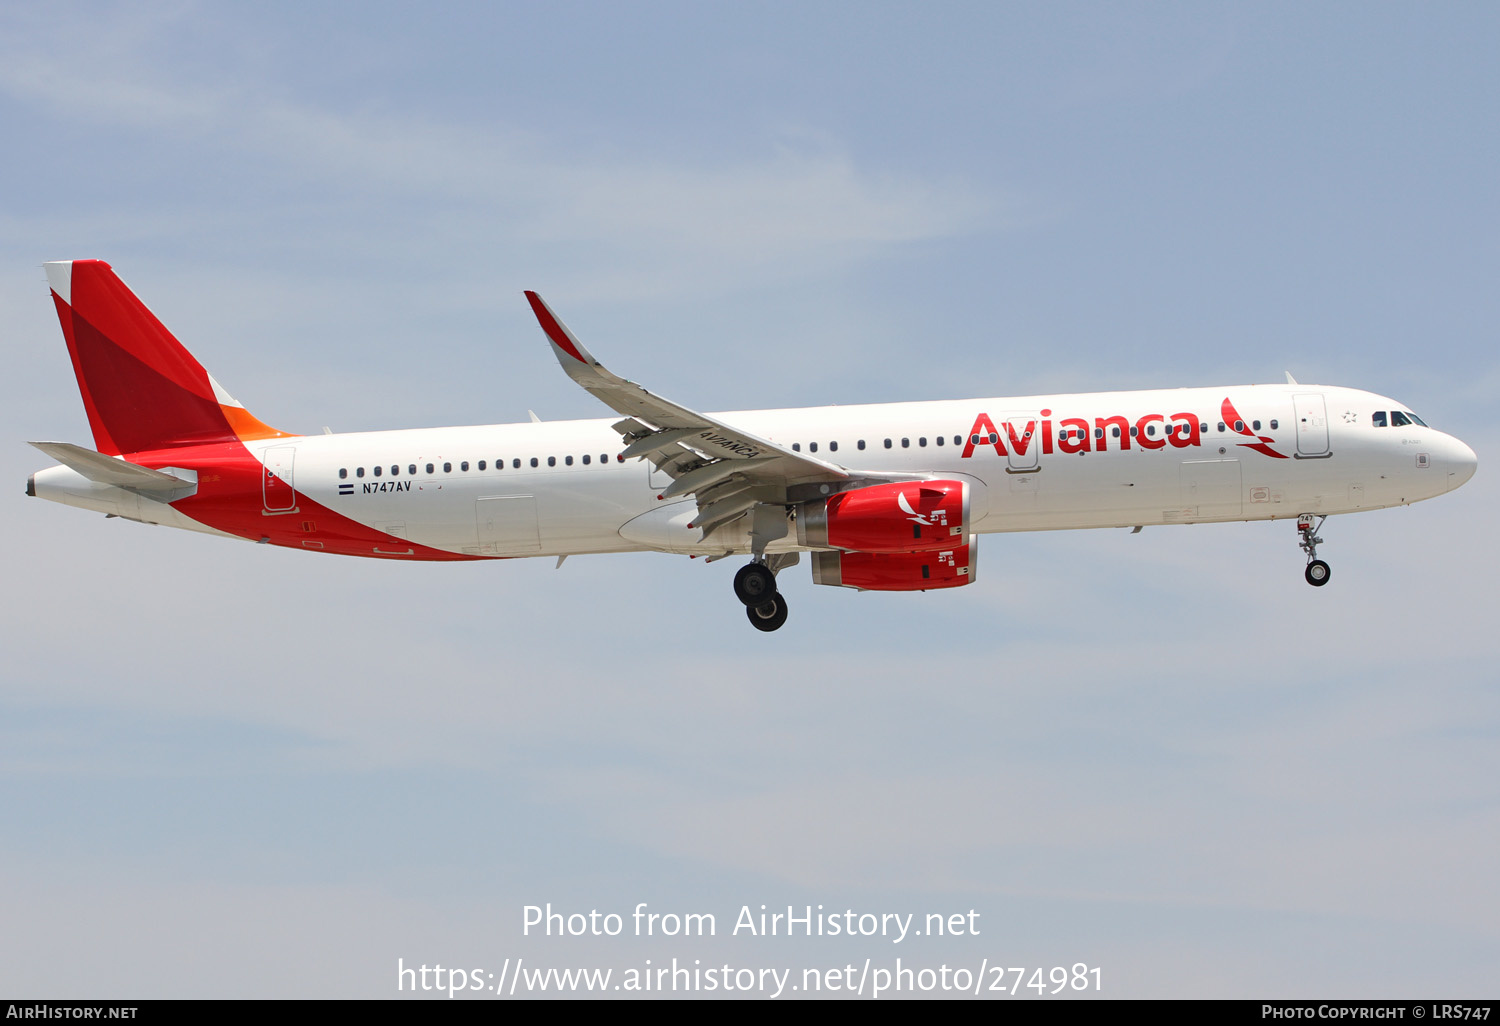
[1297,514,1331,587]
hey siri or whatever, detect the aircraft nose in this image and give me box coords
[1447,436,1478,492]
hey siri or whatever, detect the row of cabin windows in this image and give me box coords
[784,419,1281,452]
[339,453,626,479]
[791,437,966,452]
[335,415,1293,479]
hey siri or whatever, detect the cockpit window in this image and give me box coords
[1390,411,1412,427]
[1406,412,1427,427]
[1371,411,1387,428]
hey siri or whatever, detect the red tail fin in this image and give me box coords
[44,260,289,455]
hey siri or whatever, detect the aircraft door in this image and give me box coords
[476,495,541,554]
[1293,394,1330,456]
[1005,416,1040,473]
[1180,459,1243,519]
[263,446,297,512]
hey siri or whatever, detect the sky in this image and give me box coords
[2,0,1497,1000]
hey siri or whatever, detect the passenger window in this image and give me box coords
[1390,411,1412,427]
[338,468,347,479]
[391,465,399,476]
[935,436,944,446]
[514,459,522,468]
[408,464,417,475]
[1111,427,1121,438]
[356,467,365,478]
[530,458,539,468]
[443,462,452,473]
[425,463,434,474]
[918,437,927,447]
[953,435,961,445]
[901,438,910,448]
[1094,427,1103,439]
[478,460,486,471]
[792,443,801,452]
[1252,420,1261,431]
[1269,420,1278,430]
[1129,427,1137,438]
[373,465,382,477]
[460,461,469,471]
[565,455,573,465]
[830,441,839,452]
[884,439,892,449]
[1199,423,1208,434]
[970,434,980,445]
[1233,421,1243,432]
[547,456,556,467]
[809,442,817,452]
[582,454,591,465]
[857,440,866,450]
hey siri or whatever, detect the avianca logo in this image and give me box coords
[1220,398,1288,459]
[897,490,947,527]
[959,399,1289,459]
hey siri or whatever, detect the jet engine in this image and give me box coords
[796,480,969,553]
[810,537,977,591]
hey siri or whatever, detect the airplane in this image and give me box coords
[26,260,1478,632]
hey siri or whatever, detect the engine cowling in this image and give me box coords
[810,537,976,591]
[797,480,969,553]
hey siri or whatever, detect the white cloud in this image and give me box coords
[0,7,998,306]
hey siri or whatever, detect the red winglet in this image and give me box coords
[525,291,588,364]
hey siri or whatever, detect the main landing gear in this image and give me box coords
[734,560,790,632]
[1297,514,1331,587]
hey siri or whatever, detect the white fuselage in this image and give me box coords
[42,382,1457,560]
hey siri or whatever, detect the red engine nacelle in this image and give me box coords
[810,537,977,591]
[796,480,969,553]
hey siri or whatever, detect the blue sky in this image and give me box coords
[2,1,1496,998]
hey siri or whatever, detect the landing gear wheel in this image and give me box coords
[733,562,777,606]
[1296,515,1331,588]
[746,593,789,632]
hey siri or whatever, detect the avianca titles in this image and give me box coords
[27,260,1478,632]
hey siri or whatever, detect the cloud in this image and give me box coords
[0,6,998,306]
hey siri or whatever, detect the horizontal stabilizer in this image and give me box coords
[29,441,197,494]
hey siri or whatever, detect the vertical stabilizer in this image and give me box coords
[43,260,289,455]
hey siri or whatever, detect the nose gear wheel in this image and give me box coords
[1297,514,1331,587]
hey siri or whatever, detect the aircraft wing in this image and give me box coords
[525,292,888,541]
